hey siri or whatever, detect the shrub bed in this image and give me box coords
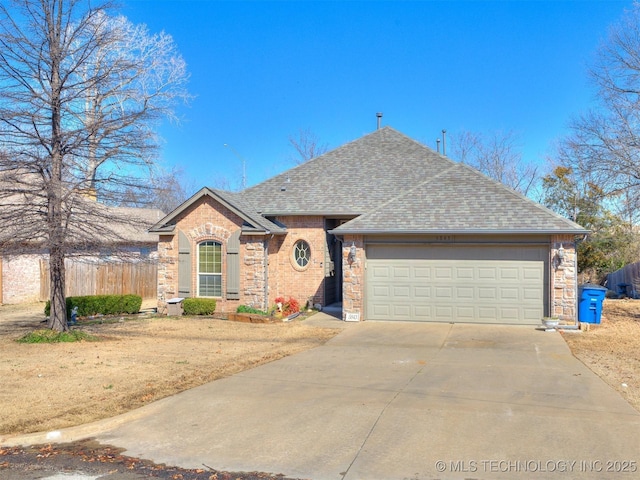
[44,294,142,318]
[182,298,217,315]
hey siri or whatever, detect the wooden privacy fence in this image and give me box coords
[40,259,157,301]
[605,262,640,298]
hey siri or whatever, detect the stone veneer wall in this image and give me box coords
[242,239,266,310]
[341,234,364,321]
[156,234,175,311]
[551,234,578,321]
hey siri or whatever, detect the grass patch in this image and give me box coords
[236,305,268,315]
[16,329,99,344]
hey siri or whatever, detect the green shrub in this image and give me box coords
[183,298,217,315]
[17,329,98,344]
[236,305,268,315]
[44,294,143,318]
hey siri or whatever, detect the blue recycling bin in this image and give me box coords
[578,284,607,324]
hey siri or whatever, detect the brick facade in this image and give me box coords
[1,253,43,304]
[267,216,327,309]
[156,199,329,314]
[157,196,245,313]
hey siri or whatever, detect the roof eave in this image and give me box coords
[259,211,362,217]
[329,228,590,236]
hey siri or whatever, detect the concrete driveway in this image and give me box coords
[8,318,640,479]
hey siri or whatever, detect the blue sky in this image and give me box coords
[121,0,630,191]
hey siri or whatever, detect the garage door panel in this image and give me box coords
[500,287,519,300]
[413,286,431,298]
[435,267,453,279]
[392,305,411,318]
[499,268,519,280]
[456,267,474,279]
[373,285,390,297]
[371,266,391,279]
[478,268,497,279]
[456,306,475,320]
[456,287,474,299]
[393,266,410,278]
[366,245,546,324]
[414,267,431,278]
[371,304,390,317]
[435,306,454,319]
[478,306,499,320]
[393,285,410,297]
[414,305,432,318]
[434,286,454,299]
[499,307,520,319]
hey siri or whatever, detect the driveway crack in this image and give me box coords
[339,323,454,479]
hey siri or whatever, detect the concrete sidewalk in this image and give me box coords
[6,321,640,479]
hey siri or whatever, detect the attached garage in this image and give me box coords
[365,243,549,324]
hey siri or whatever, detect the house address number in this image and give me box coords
[345,312,360,322]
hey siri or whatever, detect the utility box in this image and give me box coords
[166,297,185,316]
[578,284,607,324]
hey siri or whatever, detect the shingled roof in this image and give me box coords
[242,127,454,216]
[332,162,587,234]
[152,126,586,236]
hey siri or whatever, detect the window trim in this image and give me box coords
[291,239,311,271]
[197,240,222,298]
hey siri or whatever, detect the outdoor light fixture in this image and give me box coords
[557,243,565,261]
[348,242,357,263]
[555,243,566,270]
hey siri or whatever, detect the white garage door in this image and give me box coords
[366,244,547,324]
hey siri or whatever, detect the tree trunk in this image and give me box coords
[46,1,67,332]
[48,245,68,332]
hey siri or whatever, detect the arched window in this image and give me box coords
[198,241,222,297]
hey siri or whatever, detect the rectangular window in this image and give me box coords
[198,241,222,297]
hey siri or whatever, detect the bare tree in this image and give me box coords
[288,128,329,165]
[450,129,539,196]
[0,0,190,331]
[555,2,640,226]
[117,166,194,214]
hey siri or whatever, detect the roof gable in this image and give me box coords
[148,187,286,235]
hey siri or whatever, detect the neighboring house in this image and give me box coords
[0,206,163,304]
[150,127,587,324]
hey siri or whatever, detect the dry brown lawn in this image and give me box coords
[561,298,640,412]
[1,298,639,440]
[0,303,340,437]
